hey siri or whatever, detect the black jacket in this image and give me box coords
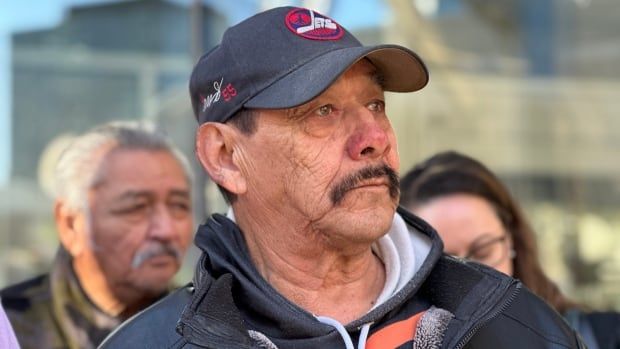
[565,309,620,349]
[100,208,584,348]
[1,248,124,349]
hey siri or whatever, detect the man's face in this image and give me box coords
[83,149,193,298]
[236,60,400,246]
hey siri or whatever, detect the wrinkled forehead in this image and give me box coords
[92,148,189,188]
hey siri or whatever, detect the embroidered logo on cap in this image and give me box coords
[285,8,344,40]
[200,77,237,112]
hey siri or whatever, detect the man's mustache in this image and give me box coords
[131,242,183,269]
[330,164,400,205]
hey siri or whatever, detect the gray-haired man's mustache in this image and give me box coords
[131,242,183,269]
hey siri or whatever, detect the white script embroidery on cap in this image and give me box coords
[201,77,224,112]
[296,10,336,34]
[201,78,237,112]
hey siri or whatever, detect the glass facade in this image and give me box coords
[1,0,618,309]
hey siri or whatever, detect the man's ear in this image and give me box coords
[196,122,247,196]
[55,200,88,258]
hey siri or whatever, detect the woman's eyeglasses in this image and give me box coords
[458,234,514,267]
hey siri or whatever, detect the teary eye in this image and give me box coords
[368,100,385,112]
[316,104,334,116]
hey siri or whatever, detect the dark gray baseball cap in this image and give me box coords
[190,6,428,124]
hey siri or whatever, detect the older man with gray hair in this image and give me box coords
[1,121,194,349]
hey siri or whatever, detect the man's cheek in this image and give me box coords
[387,143,400,171]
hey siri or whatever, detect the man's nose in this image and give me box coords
[346,110,390,161]
[148,205,175,241]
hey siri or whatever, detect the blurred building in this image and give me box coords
[387,0,620,308]
[11,0,225,179]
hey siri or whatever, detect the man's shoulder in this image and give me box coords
[463,286,583,348]
[1,274,51,313]
[422,258,583,348]
[1,274,59,348]
[420,254,515,311]
[570,309,620,348]
[99,285,193,349]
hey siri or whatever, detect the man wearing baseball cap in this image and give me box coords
[101,7,583,348]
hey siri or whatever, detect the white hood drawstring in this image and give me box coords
[314,316,372,349]
[316,316,356,349]
[357,322,372,349]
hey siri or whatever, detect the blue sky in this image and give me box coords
[0,0,387,186]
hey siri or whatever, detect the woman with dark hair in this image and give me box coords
[400,150,619,349]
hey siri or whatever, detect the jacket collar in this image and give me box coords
[49,247,120,348]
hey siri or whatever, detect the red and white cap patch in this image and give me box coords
[285,8,344,41]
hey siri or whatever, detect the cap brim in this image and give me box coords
[244,44,428,109]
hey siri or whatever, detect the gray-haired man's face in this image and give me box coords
[82,148,193,300]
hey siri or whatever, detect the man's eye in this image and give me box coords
[316,104,333,116]
[112,203,150,217]
[170,202,190,210]
[169,202,191,217]
[368,100,385,112]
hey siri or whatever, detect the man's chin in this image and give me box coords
[320,202,395,242]
[334,187,398,211]
[132,274,176,294]
[115,277,173,305]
